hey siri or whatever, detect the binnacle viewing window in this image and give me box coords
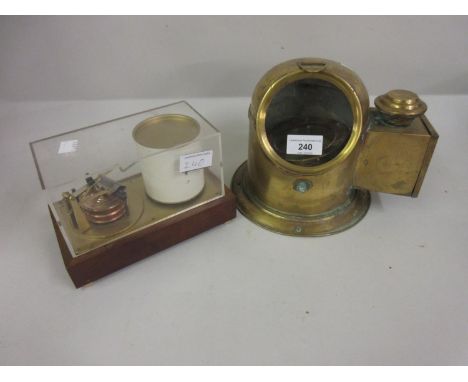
[265,78,354,166]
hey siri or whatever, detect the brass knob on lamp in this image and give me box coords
[375,89,427,126]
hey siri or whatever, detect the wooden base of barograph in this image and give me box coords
[50,186,236,288]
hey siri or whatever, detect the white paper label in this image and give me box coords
[179,150,213,172]
[286,135,323,155]
[58,139,79,154]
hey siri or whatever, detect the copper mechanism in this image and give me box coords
[78,177,127,224]
[63,175,128,230]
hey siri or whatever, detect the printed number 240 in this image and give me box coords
[298,143,313,151]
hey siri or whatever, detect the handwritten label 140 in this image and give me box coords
[286,135,323,156]
[179,150,213,172]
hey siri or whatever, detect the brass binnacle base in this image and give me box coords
[231,162,371,237]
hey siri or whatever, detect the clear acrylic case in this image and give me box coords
[30,101,225,258]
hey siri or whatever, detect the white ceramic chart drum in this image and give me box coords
[133,114,205,203]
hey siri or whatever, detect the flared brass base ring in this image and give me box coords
[231,162,371,236]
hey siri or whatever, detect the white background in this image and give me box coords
[0,16,467,101]
[0,16,468,366]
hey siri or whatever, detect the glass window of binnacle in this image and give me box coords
[265,78,354,166]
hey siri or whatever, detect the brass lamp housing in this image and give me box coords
[232,58,438,236]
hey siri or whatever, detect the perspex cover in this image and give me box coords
[30,101,225,258]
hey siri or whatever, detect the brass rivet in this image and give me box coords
[294,226,303,233]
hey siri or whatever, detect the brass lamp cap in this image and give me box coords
[375,89,427,126]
